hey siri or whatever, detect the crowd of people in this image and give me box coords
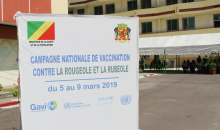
[140,57,166,71]
[182,55,220,73]
[140,55,220,73]
[149,60,167,70]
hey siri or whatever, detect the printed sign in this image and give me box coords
[18,14,139,130]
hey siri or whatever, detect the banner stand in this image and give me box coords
[14,12,22,130]
[17,13,139,130]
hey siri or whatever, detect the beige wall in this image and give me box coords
[160,19,167,32]
[52,0,68,14]
[69,0,220,37]
[139,12,219,36]
[69,0,210,14]
[195,14,214,29]
[159,0,166,7]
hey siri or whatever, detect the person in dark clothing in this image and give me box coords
[182,60,188,73]
[216,59,220,73]
[150,60,154,70]
[187,60,190,69]
[157,60,162,70]
[197,55,201,63]
[162,59,167,67]
[158,60,161,64]
[190,60,196,73]
[203,55,209,73]
[203,55,208,63]
[197,57,203,73]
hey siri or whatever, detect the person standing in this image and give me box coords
[197,58,203,73]
[141,57,145,70]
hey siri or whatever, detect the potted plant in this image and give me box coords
[0,84,3,91]
[208,61,217,74]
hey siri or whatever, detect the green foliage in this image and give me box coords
[2,84,19,97]
[139,68,143,73]
[14,84,18,89]
[12,84,19,97]
[0,84,3,91]
[208,54,217,69]
[13,90,18,97]
[209,62,217,69]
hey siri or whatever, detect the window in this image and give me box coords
[94,6,103,15]
[214,14,220,28]
[128,0,137,11]
[68,11,73,14]
[77,9,84,15]
[167,19,179,31]
[166,0,178,5]
[106,4,115,14]
[182,17,195,30]
[182,0,194,3]
[142,22,152,33]
[141,0,151,9]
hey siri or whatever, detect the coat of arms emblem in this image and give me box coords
[114,24,131,43]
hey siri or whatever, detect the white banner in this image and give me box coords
[18,13,139,130]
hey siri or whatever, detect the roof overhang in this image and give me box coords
[0,21,16,26]
[69,0,116,8]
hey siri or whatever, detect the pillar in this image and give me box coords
[157,0,160,7]
[158,18,161,33]
[137,0,141,9]
[86,5,90,15]
[179,15,182,31]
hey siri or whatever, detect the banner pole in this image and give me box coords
[176,55,177,71]
[163,55,164,74]
[165,55,167,74]
[15,13,22,130]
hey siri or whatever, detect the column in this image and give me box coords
[157,0,160,7]
[137,0,141,9]
[158,18,161,33]
[179,15,182,31]
[103,4,106,14]
[86,5,90,15]
[73,8,77,15]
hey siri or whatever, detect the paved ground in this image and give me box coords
[0,74,220,130]
[139,74,220,130]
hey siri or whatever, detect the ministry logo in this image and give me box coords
[27,21,55,40]
[120,95,132,105]
[27,21,55,46]
[47,101,57,111]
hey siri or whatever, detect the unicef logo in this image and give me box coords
[64,102,72,109]
[120,95,132,105]
[47,101,57,111]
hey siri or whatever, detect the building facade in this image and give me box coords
[69,0,220,66]
[0,0,68,86]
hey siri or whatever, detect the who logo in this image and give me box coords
[64,102,72,109]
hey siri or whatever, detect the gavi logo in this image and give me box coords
[47,101,57,111]
[30,101,57,112]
